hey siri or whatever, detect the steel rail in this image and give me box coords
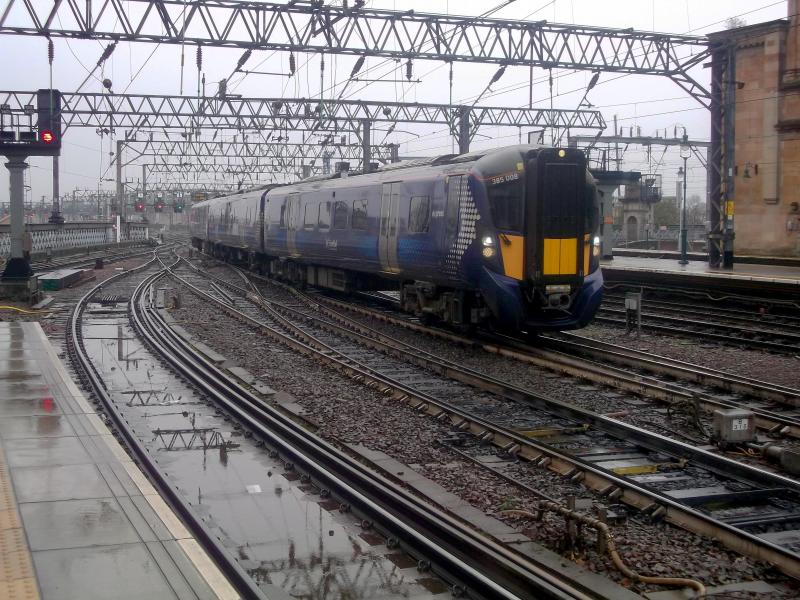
[600,298,800,338]
[602,294,800,331]
[146,261,596,600]
[549,332,800,407]
[594,311,800,354]
[192,261,800,437]
[30,243,161,273]
[175,256,800,580]
[284,285,800,430]
[65,253,266,600]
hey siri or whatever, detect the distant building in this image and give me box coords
[709,3,800,256]
[613,174,661,243]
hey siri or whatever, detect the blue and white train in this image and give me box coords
[189,145,603,333]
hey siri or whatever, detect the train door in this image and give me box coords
[379,183,401,273]
[286,192,300,256]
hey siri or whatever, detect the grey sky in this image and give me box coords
[0,0,788,205]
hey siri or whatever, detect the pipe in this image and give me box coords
[500,505,706,598]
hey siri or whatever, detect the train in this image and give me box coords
[188,145,603,334]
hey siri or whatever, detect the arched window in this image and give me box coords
[626,215,638,242]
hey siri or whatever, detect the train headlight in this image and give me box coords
[592,235,601,257]
[482,246,495,258]
[482,235,494,247]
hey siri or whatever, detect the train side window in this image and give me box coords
[303,203,316,230]
[446,176,462,238]
[333,201,348,229]
[408,196,430,233]
[352,198,368,230]
[279,200,287,228]
[318,201,331,230]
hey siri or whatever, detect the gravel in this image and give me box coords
[167,278,794,596]
[577,322,800,389]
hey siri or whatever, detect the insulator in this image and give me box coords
[406,59,412,81]
[289,52,296,75]
[97,42,116,66]
[47,39,54,65]
[236,49,252,70]
[350,55,365,78]
[196,46,203,71]
[490,65,506,84]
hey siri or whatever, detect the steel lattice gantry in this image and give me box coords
[0,0,711,104]
[125,139,398,164]
[0,91,607,138]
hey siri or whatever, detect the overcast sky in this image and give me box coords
[0,0,788,205]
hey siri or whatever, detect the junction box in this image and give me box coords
[712,408,755,445]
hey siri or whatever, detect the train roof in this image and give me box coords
[190,144,553,208]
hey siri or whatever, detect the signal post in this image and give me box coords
[0,89,61,301]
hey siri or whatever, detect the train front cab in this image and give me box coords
[478,147,603,333]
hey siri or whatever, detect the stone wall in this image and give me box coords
[715,10,800,256]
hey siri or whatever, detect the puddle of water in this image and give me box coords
[83,305,444,599]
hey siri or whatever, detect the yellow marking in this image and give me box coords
[543,238,561,275]
[610,464,660,476]
[0,449,41,600]
[559,238,577,275]
[726,200,735,216]
[499,234,525,280]
[543,238,578,275]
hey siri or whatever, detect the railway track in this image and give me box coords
[66,249,604,600]
[314,288,800,444]
[603,293,800,331]
[158,255,613,599]
[176,253,800,583]
[594,305,800,355]
[28,241,156,272]
[65,250,266,599]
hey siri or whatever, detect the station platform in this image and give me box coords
[0,322,237,600]
[601,255,800,298]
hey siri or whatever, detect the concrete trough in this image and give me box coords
[38,268,85,290]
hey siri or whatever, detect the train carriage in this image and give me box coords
[189,145,603,333]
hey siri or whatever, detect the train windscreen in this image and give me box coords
[541,162,581,238]
[487,176,524,232]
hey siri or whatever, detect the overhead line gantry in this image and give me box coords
[0,0,711,104]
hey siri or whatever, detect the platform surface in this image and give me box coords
[602,256,800,286]
[0,321,237,600]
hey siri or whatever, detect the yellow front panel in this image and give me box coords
[543,237,578,275]
[558,238,577,275]
[499,234,525,280]
[542,238,561,275]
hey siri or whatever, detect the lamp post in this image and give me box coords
[679,135,690,265]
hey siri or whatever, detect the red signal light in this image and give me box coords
[40,130,55,144]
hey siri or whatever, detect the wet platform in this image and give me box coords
[0,321,238,600]
[601,256,800,298]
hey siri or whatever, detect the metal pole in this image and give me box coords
[680,154,689,265]
[458,108,471,154]
[49,155,64,224]
[116,140,124,222]
[2,157,33,279]
[361,119,371,173]
[142,164,147,221]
